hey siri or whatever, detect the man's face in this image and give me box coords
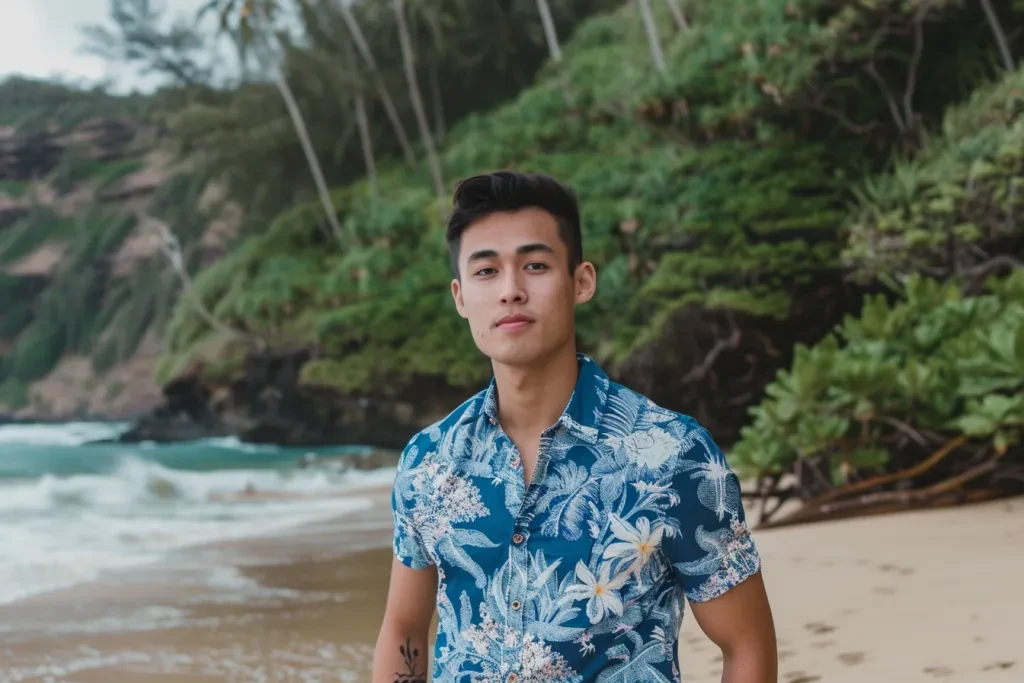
[451,208,596,369]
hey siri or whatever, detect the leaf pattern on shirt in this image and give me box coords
[391,354,761,682]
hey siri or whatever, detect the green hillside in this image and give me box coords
[2,0,1022,521]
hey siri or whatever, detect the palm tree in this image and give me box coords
[978,0,1015,71]
[636,0,667,74]
[148,216,263,348]
[334,0,418,168]
[535,0,562,63]
[354,91,378,202]
[198,0,343,242]
[393,0,446,206]
[663,0,689,31]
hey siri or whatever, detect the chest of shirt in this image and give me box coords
[412,427,682,605]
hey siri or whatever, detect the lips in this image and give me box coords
[495,314,535,329]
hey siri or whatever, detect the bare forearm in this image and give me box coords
[372,622,430,683]
[721,646,778,683]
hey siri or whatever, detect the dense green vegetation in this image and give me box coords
[1,0,1022,518]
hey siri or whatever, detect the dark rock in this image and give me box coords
[0,131,63,181]
[114,346,441,449]
[0,205,29,232]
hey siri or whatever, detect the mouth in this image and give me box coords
[494,314,535,330]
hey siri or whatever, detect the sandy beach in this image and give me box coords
[1,488,1021,683]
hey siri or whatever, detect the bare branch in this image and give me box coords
[865,62,906,133]
[979,0,1016,71]
[682,313,742,383]
[902,2,930,133]
[148,217,262,348]
[664,0,689,31]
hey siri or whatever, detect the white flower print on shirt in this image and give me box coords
[603,515,664,578]
[565,560,625,624]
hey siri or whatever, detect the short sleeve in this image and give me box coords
[391,436,434,570]
[662,420,761,603]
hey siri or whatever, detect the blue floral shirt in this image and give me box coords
[391,354,761,683]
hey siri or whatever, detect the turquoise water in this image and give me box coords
[0,422,395,605]
[0,422,374,479]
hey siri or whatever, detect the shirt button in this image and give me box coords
[507,674,520,683]
[511,600,521,611]
[512,532,525,545]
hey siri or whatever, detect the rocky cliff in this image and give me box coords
[0,79,235,423]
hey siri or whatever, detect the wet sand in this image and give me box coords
[1,491,1022,682]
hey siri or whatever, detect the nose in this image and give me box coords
[498,269,527,305]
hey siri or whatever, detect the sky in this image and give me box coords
[0,0,212,92]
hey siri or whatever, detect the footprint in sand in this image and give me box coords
[810,640,836,650]
[785,673,822,683]
[779,650,796,661]
[837,652,866,666]
[804,621,835,635]
[982,661,1016,672]
[924,666,954,678]
[873,586,897,595]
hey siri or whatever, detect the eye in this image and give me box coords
[525,262,549,271]
[473,267,497,277]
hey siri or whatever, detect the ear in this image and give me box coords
[451,278,468,318]
[573,261,597,304]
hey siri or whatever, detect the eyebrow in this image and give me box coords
[467,243,555,263]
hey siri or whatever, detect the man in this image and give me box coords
[372,171,777,683]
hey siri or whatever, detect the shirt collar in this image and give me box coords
[467,353,608,444]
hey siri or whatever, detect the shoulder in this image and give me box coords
[396,388,487,473]
[604,380,727,467]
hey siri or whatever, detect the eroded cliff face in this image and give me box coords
[0,115,238,423]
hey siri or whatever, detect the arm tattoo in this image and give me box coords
[394,637,427,683]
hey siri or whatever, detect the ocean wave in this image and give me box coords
[0,455,394,514]
[0,421,129,446]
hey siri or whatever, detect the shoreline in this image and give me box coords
[1,490,1021,682]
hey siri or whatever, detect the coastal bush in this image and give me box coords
[731,268,1024,524]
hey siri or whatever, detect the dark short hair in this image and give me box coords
[445,170,583,278]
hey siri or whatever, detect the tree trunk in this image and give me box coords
[354,92,378,203]
[535,0,562,63]
[393,0,446,206]
[338,2,418,168]
[272,70,344,242]
[637,0,667,74]
[429,58,446,145]
[979,0,1016,71]
[664,0,689,31]
[151,218,260,347]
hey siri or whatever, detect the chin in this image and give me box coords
[481,335,570,369]
[481,341,546,368]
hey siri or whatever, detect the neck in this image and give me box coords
[492,343,579,436]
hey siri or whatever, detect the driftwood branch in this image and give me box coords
[812,434,968,505]
[752,436,1014,530]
